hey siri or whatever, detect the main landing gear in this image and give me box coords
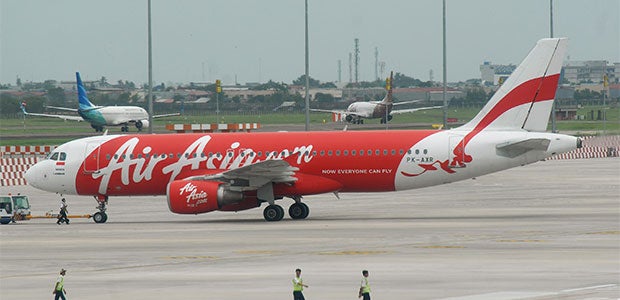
[93,195,108,223]
[262,197,309,222]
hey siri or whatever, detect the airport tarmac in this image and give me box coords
[1,158,618,299]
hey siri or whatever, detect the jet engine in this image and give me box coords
[167,180,244,214]
[135,120,149,130]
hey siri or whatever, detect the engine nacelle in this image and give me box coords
[135,119,149,130]
[167,180,244,214]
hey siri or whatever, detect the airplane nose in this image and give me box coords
[24,163,43,189]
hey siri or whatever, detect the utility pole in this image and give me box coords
[374,47,379,81]
[354,38,359,84]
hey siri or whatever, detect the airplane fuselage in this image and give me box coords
[79,106,149,127]
[25,130,578,198]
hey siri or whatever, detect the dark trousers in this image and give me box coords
[54,290,66,300]
[362,292,371,300]
[293,290,305,300]
[57,211,69,224]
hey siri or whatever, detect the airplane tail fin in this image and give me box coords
[459,38,567,132]
[19,102,29,114]
[76,72,96,110]
[380,71,394,105]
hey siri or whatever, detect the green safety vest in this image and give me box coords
[56,276,64,291]
[361,277,371,293]
[292,277,304,291]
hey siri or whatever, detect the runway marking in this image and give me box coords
[318,250,388,255]
[235,250,282,255]
[561,283,618,293]
[160,255,218,260]
[586,231,620,235]
[496,239,545,243]
[416,245,465,249]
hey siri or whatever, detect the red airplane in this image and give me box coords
[25,38,580,223]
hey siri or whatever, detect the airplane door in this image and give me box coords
[83,141,102,173]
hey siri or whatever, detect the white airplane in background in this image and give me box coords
[21,72,179,132]
[25,38,580,223]
[311,71,442,124]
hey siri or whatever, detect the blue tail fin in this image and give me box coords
[76,72,95,109]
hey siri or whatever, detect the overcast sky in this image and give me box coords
[1,0,618,85]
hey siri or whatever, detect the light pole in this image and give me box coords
[304,0,310,131]
[147,0,153,134]
[442,0,447,129]
[550,0,558,133]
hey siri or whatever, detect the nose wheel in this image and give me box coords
[93,195,108,223]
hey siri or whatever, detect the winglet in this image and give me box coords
[76,72,95,109]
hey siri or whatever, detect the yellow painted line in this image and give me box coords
[235,250,282,255]
[160,255,217,260]
[416,245,465,249]
[496,239,545,243]
[318,250,388,255]
[586,231,619,235]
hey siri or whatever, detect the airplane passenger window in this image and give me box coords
[49,152,59,161]
[399,149,404,155]
[408,149,412,155]
[351,150,357,156]
[177,153,182,158]
[257,151,262,157]
[359,150,364,156]
[391,150,396,155]
[169,153,173,158]
[424,149,428,154]
[328,150,333,156]
[312,151,317,156]
[336,150,340,156]
[383,150,388,155]
[415,149,420,155]
[320,150,325,156]
[106,154,111,160]
[59,152,67,161]
[114,154,119,159]
[137,154,142,159]
[375,150,380,156]
[367,150,372,156]
[343,150,348,156]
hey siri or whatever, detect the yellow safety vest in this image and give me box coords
[292,276,304,291]
[361,277,371,293]
[56,276,64,291]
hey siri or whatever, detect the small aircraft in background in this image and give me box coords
[21,72,179,132]
[25,38,579,223]
[311,71,442,124]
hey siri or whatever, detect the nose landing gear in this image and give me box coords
[93,195,108,223]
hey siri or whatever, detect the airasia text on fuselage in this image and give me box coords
[92,135,315,194]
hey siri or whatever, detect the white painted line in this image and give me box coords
[562,283,618,293]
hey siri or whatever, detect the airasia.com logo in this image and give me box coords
[178,182,208,206]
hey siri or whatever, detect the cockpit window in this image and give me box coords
[59,152,67,161]
[49,152,59,161]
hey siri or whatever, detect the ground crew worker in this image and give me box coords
[292,268,308,300]
[57,198,69,225]
[359,270,371,300]
[53,268,67,300]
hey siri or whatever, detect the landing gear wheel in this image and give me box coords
[263,204,284,221]
[93,212,108,223]
[289,203,309,219]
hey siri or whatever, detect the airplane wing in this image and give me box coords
[182,159,299,192]
[310,108,347,114]
[45,105,78,112]
[392,100,423,106]
[391,105,443,114]
[153,112,181,118]
[21,104,83,121]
